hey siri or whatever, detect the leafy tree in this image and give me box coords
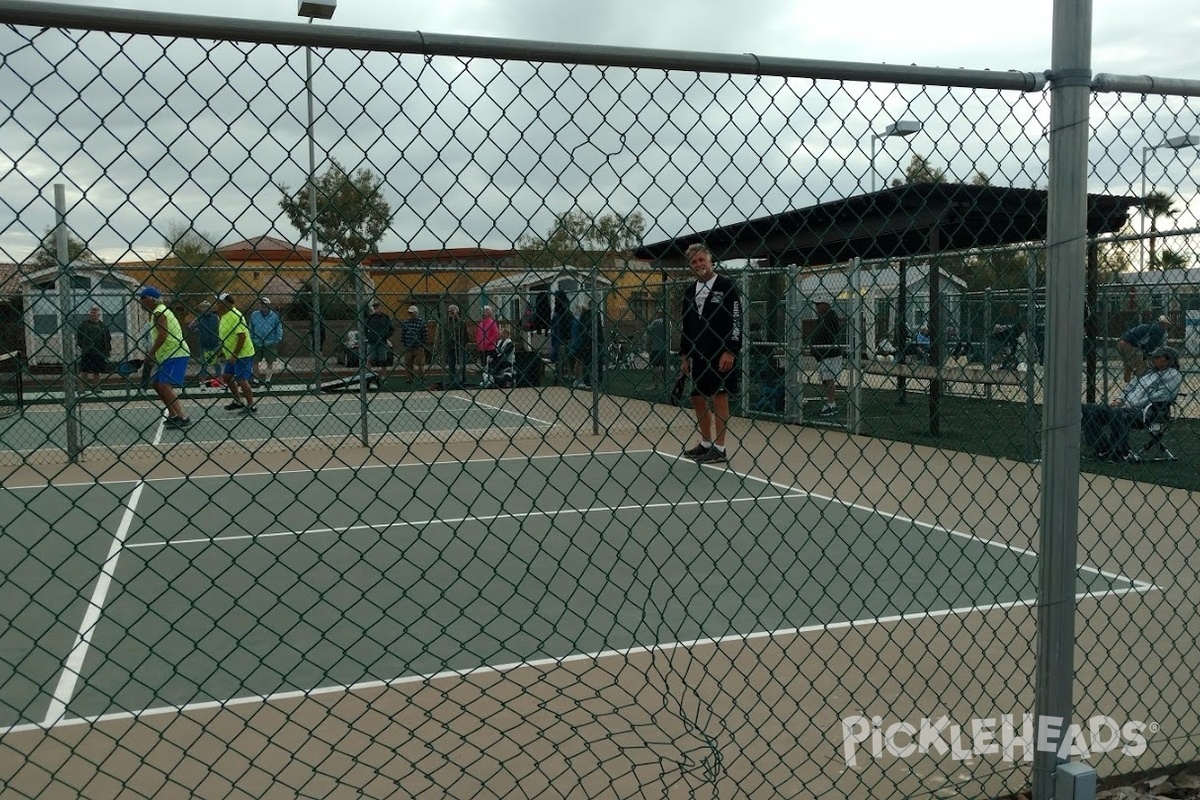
[279,159,391,268]
[28,228,100,269]
[890,153,946,187]
[517,208,646,268]
[1142,190,1178,270]
[159,222,233,307]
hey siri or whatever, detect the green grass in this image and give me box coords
[601,367,1199,493]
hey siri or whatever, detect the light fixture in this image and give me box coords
[298,0,336,20]
[870,119,923,192]
[1138,132,1199,269]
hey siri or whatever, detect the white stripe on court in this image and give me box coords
[466,396,554,427]
[124,492,804,549]
[3,582,1154,736]
[41,478,147,725]
[2,448,646,490]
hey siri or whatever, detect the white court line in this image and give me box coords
[466,396,554,427]
[40,476,149,725]
[125,492,800,549]
[2,444,646,490]
[3,582,1153,736]
[661,449,1158,594]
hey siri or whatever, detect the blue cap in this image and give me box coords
[136,286,161,299]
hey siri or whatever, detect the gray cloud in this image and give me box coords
[2,1,1198,265]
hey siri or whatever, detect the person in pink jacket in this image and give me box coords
[474,305,500,372]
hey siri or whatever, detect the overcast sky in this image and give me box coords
[3,0,1199,264]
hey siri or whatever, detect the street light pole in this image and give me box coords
[304,31,322,392]
[298,0,336,392]
[1138,133,1198,271]
[870,119,923,193]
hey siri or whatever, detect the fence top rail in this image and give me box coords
[0,0,1046,91]
[1093,73,1200,97]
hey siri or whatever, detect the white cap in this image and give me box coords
[408,305,418,313]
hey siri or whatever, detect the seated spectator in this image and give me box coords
[1081,345,1182,462]
[900,326,931,365]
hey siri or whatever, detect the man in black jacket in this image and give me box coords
[679,243,742,464]
[811,299,842,416]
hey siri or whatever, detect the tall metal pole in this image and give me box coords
[355,261,369,446]
[1024,250,1039,463]
[849,258,863,435]
[54,184,81,461]
[305,22,323,393]
[589,264,599,434]
[1034,1,1092,797]
[869,135,879,193]
[1139,145,1150,272]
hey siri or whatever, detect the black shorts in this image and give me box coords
[80,352,108,373]
[689,355,739,397]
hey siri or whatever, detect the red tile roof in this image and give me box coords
[218,235,313,261]
[367,247,518,265]
[0,264,20,296]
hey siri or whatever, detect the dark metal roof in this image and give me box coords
[634,183,1138,267]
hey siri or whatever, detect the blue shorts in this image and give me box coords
[223,357,254,381]
[153,356,189,387]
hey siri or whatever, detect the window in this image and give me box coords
[34,314,58,335]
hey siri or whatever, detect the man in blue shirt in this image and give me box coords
[188,304,221,381]
[249,297,284,388]
[1117,316,1169,383]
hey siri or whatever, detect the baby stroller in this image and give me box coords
[480,337,515,388]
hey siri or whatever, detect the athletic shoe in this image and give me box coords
[165,416,192,429]
[239,404,257,414]
[693,448,727,464]
[225,401,244,410]
[817,404,838,417]
[684,443,710,458]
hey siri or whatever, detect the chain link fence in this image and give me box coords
[2,2,1199,798]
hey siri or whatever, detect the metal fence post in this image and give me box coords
[55,184,81,462]
[1034,1,1093,797]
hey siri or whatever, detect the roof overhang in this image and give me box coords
[634,183,1138,269]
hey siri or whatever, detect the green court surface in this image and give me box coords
[0,392,550,455]
[0,449,1149,732]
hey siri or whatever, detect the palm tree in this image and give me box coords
[1142,190,1179,270]
[1157,247,1190,271]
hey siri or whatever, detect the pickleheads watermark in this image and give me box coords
[840,714,1155,768]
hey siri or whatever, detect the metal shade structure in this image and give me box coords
[635,182,1139,435]
[634,183,1135,268]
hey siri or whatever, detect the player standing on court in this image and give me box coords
[679,242,742,464]
[215,292,257,414]
[135,286,192,429]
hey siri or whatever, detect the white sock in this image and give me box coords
[713,444,726,452]
[701,440,713,448]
